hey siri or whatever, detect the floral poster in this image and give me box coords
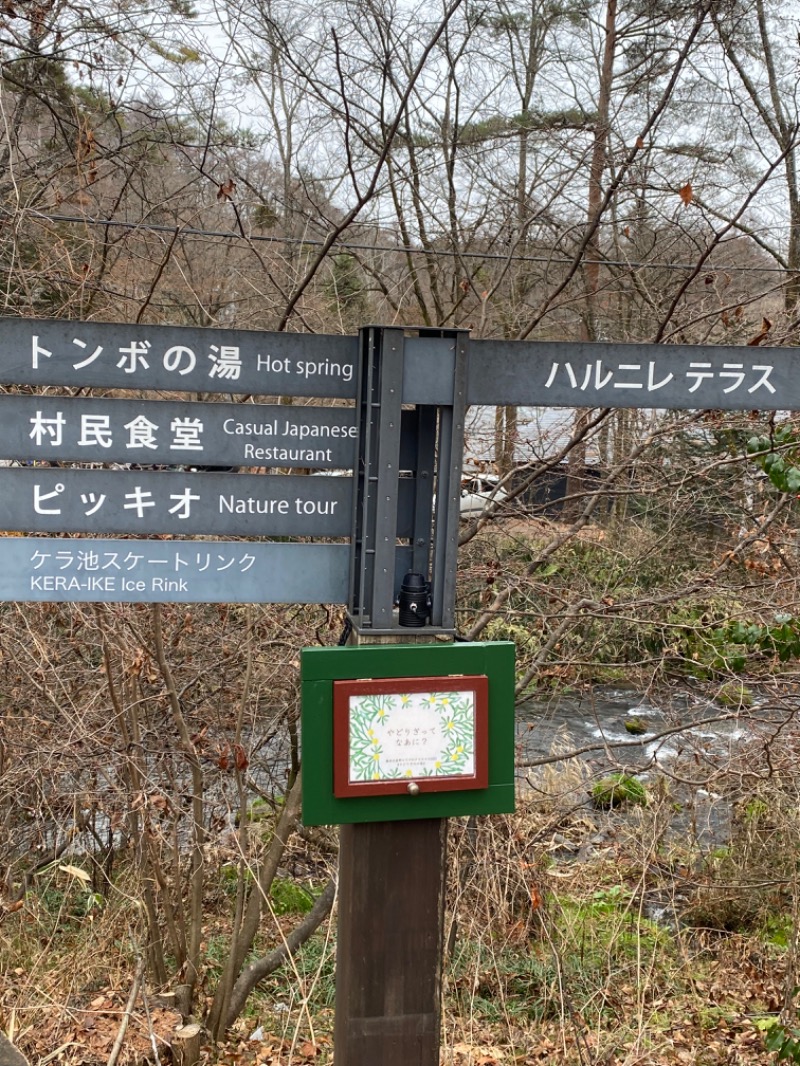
[347,689,476,783]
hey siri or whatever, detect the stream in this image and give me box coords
[513,686,762,854]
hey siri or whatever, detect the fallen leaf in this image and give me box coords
[59,864,91,882]
[748,317,772,346]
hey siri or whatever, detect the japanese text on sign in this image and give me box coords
[463,339,799,409]
[544,359,775,395]
[29,544,256,595]
[0,396,358,468]
[33,333,355,384]
[0,319,359,397]
[0,538,350,603]
[29,409,204,451]
[0,469,353,537]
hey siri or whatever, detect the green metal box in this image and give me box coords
[300,641,516,825]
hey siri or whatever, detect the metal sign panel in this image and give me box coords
[466,339,795,410]
[0,317,358,397]
[0,317,461,405]
[0,537,350,603]
[0,395,358,468]
[2,318,796,411]
[0,469,353,537]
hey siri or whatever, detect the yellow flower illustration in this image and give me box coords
[400,694,411,705]
[372,771,380,780]
[372,752,381,761]
[445,720,455,730]
[405,769,413,776]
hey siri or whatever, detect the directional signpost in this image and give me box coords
[0,467,354,536]
[0,319,789,611]
[0,314,797,1066]
[0,323,363,602]
[0,394,359,468]
[3,318,358,396]
[3,539,350,603]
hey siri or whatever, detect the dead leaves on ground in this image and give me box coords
[13,990,181,1065]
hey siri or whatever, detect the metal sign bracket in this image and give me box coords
[347,326,469,633]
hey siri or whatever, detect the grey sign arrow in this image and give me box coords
[466,339,795,410]
[0,468,420,539]
[0,537,351,603]
[0,468,353,537]
[0,395,359,468]
[0,316,462,404]
[0,317,358,397]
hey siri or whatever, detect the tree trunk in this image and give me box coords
[171,1023,203,1066]
[0,1032,29,1066]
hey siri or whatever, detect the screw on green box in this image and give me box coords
[300,641,515,825]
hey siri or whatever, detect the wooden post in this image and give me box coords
[334,818,447,1066]
[333,630,449,1066]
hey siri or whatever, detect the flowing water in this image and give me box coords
[516,686,751,770]
[513,686,758,853]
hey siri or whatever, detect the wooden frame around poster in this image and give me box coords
[333,674,489,798]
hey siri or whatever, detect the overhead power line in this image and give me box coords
[12,208,798,276]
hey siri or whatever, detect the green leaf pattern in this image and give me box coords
[348,690,475,782]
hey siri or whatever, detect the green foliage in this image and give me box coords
[449,939,562,1022]
[747,427,800,494]
[743,797,769,822]
[484,618,539,654]
[458,108,592,147]
[253,203,280,229]
[591,773,648,809]
[723,615,800,664]
[761,914,793,948]
[641,604,800,675]
[219,863,254,899]
[270,877,315,916]
[553,886,673,1001]
[766,1018,800,1062]
[574,885,627,915]
[147,41,202,64]
[682,785,797,934]
[29,865,104,931]
[325,254,369,323]
[715,680,753,708]
[451,881,677,1028]
[643,600,751,676]
[242,798,275,824]
[254,932,337,1012]
[479,526,758,683]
